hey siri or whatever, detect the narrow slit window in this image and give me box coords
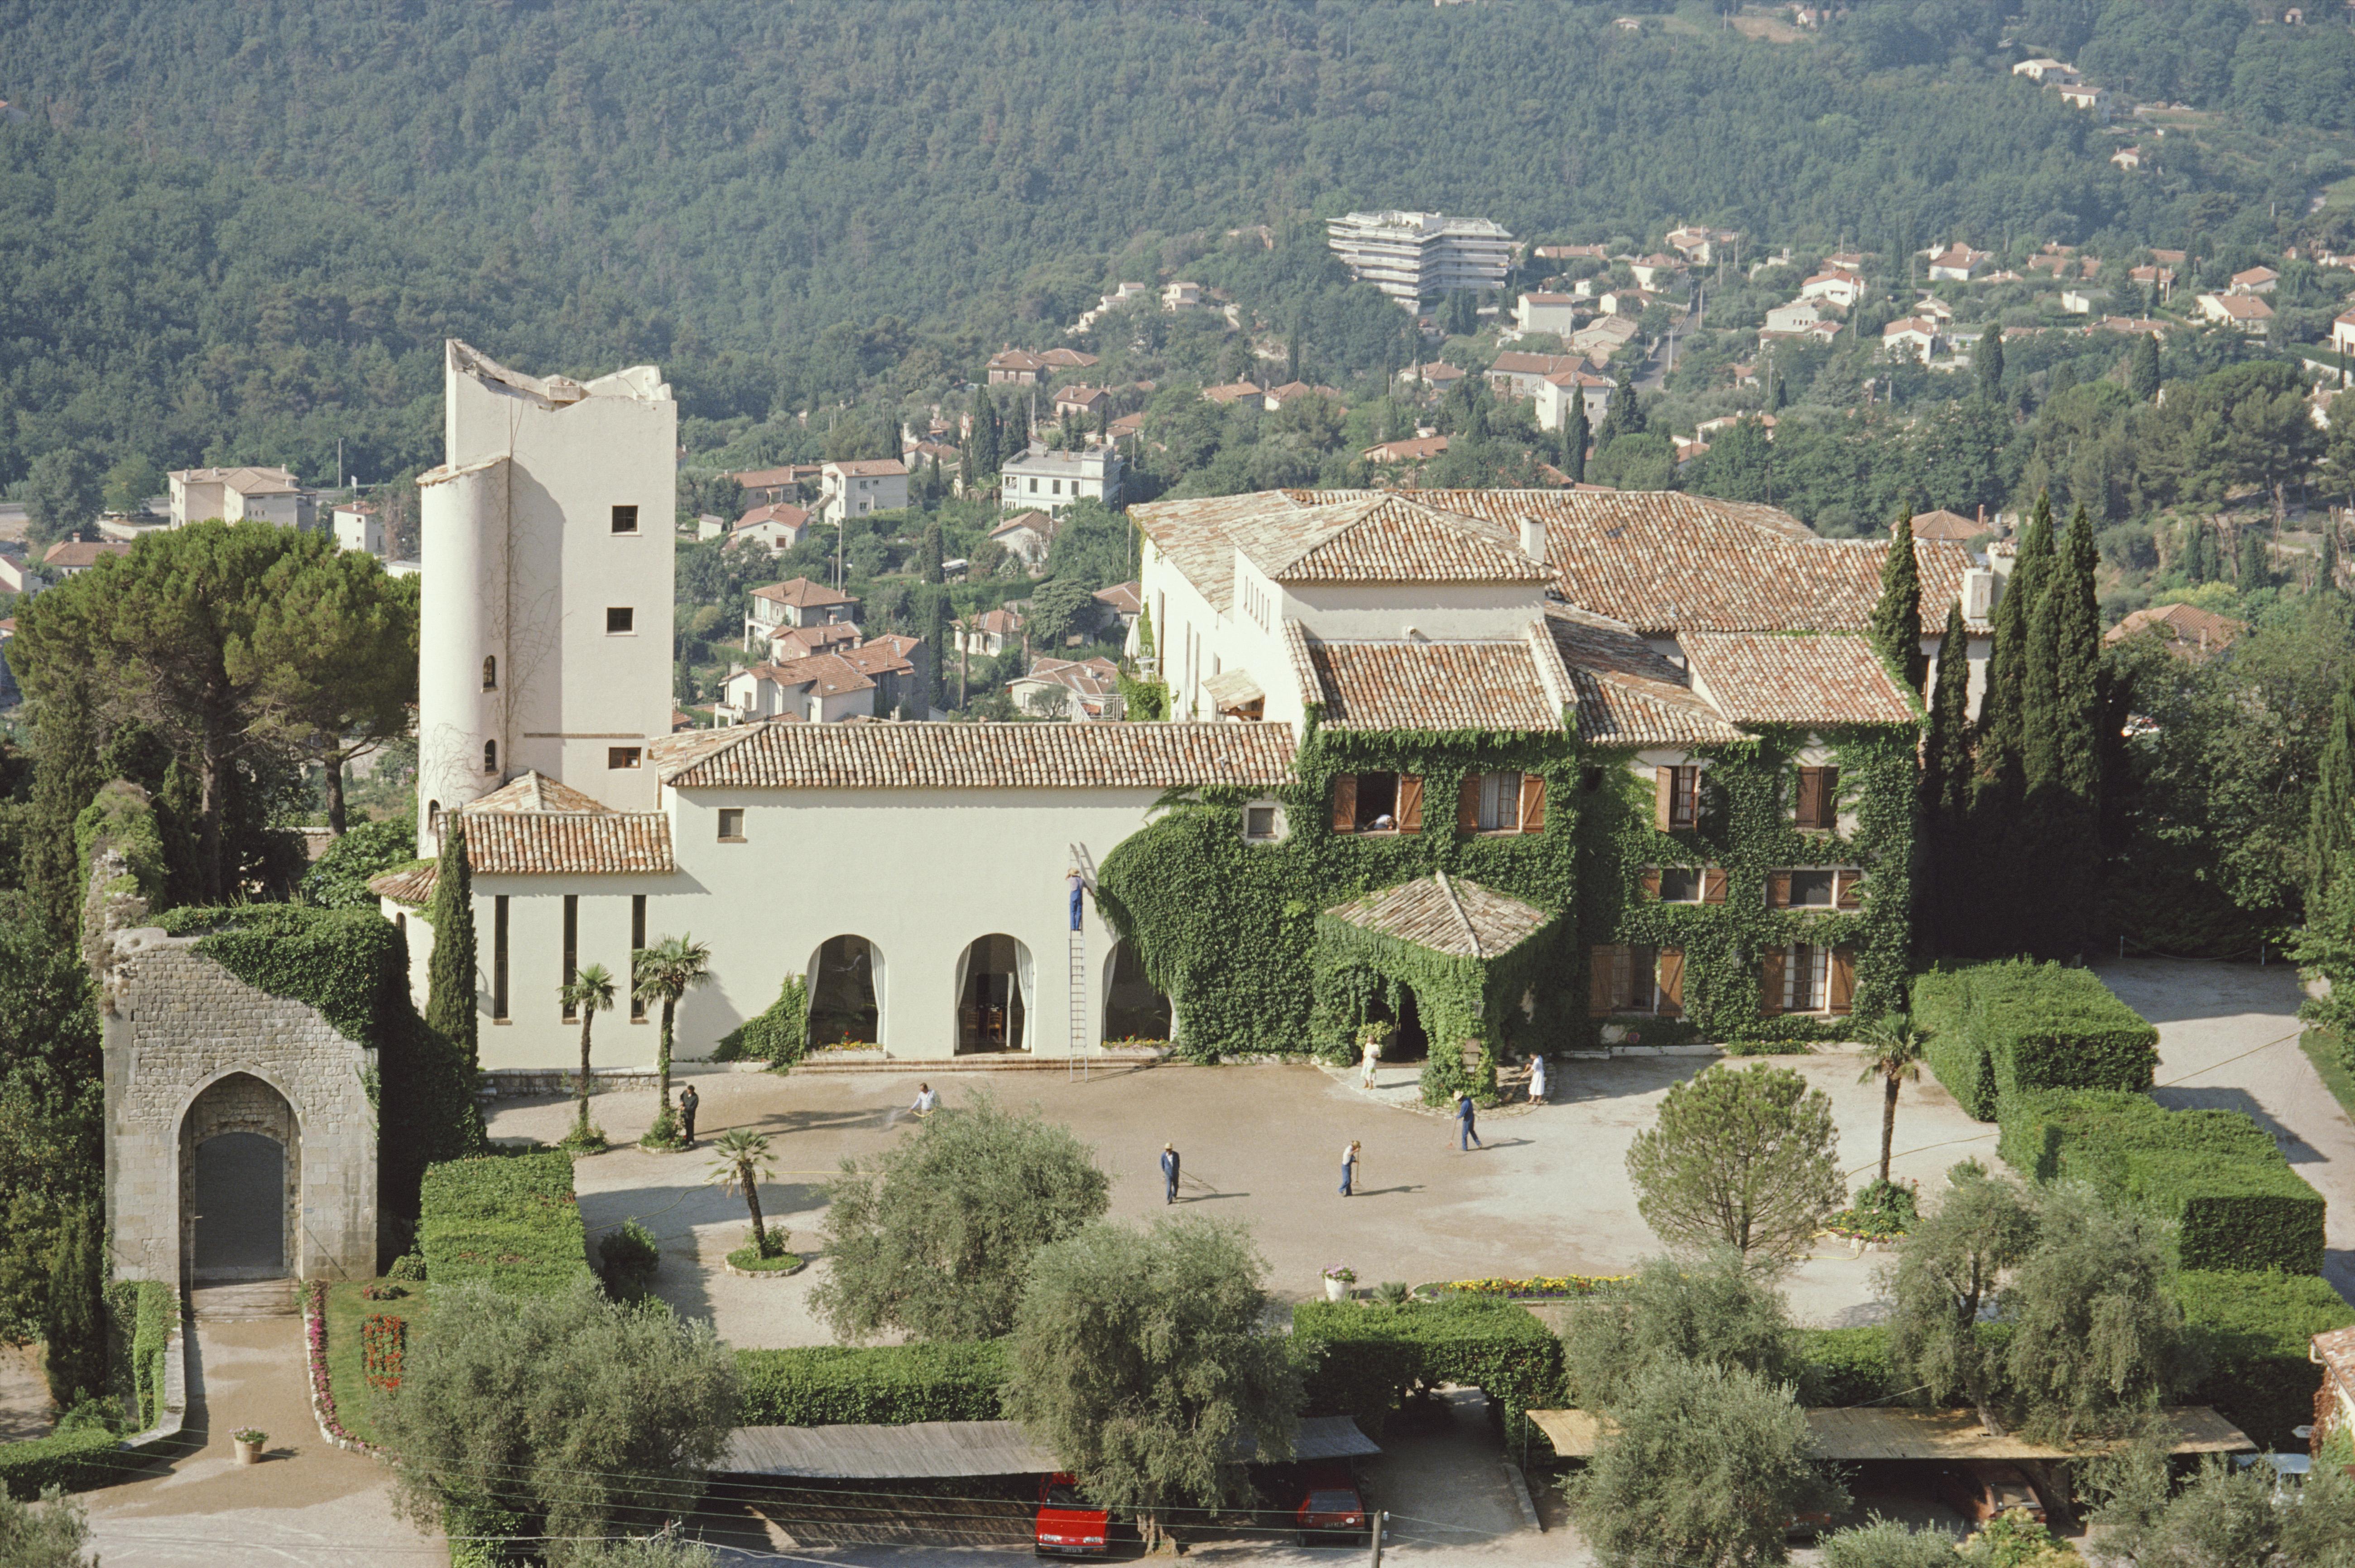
[717,808,745,841]
[630,895,647,1021]
[493,896,510,1021]
[483,739,498,774]
[561,895,579,1021]
[482,656,497,690]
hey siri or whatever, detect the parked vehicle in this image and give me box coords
[1294,1465,1369,1547]
[1034,1473,1109,1557]
[1935,1462,2047,1524]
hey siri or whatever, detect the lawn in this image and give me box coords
[2300,1028,2355,1127]
[324,1279,431,1449]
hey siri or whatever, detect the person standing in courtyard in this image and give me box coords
[1456,1091,1482,1151]
[1359,1031,1381,1090]
[1528,1054,1548,1105]
[1339,1140,1360,1196]
[1160,1142,1180,1205]
[678,1082,700,1147]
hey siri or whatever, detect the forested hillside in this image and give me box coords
[0,0,2337,484]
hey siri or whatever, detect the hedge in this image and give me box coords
[735,1342,1009,1427]
[1913,961,2158,1122]
[1795,1327,1901,1407]
[128,1281,172,1430]
[0,1427,125,1500]
[2177,1269,2355,1452]
[1997,1091,2326,1275]
[1292,1296,1562,1442]
[418,1151,590,1295]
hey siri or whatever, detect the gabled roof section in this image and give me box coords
[1326,873,1555,960]
[1543,608,1743,746]
[1303,631,1567,733]
[1264,496,1552,587]
[1682,633,1919,726]
[368,862,437,907]
[465,812,676,876]
[658,721,1298,790]
[467,771,611,815]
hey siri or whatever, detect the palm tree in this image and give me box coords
[706,1128,779,1256]
[560,963,616,1140]
[633,934,712,1134]
[1857,1015,1928,1187]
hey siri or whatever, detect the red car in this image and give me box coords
[1294,1466,1369,1547]
[1936,1462,2047,1525]
[1035,1473,1109,1557]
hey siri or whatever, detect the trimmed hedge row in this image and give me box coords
[129,1280,173,1430]
[2178,1269,2355,1452]
[1913,961,2158,1122]
[1293,1296,1562,1441]
[418,1151,590,1295]
[0,1427,124,1501]
[1997,1091,2326,1275]
[1795,1327,1901,1407]
[735,1343,1009,1427]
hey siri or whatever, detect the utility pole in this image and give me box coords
[1368,1511,1386,1568]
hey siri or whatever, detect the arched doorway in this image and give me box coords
[180,1073,298,1284]
[1101,941,1172,1044]
[955,934,1032,1053]
[1365,986,1429,1063]
[807,935,883,1046]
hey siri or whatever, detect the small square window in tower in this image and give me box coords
[610,504,639,535]
[606,607,636,635]
[609,747,643,770]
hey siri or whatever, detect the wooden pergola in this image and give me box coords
[1527,1405,2254,1462]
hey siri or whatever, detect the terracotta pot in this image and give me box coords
[233,1438,263,1466]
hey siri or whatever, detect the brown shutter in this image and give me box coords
[1819,767,1840,828]
[1655,767,1674,830]
[1767,870,1793,909]
[1331,773,1356,832]
[1794,768,1822,829]
[1457,776,1481,834]
[1589,946,1617,1017]
[1702,867,1729,904]
[1836,869,1865,910]
[1656,949,1685,1017]
[1828,946,1856,1015]
[1759,947,1786,1017]
[1397,775,1424,833]
[1640,868,1662,899]
[1519,774,1546,834]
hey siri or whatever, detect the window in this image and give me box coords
[1459,772,1545,834]
[1787,870,1836,908]
[1788,943,1831,1011]
[717,808,745,841]
[1053,479,1063,496]
[427,800,441,848]
[1657,867,1704,903]
[1029,478,1039,493]
[561,895,579,1021]
[606,607,635,635]
[1794,766,1840,830]
[610,504,639,535]
[1243,804,1282,842]
[630,896,647,1021]
[482,656,497,691]
[1654,765,1700,829]
[609,746,642,769]
[1330,772,1423,834]
[1588,944,1686,1017]
[1767,868,1864,910]
[483,739,498,774]
[493,896,509,1022]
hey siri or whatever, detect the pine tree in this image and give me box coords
[42,1204,105,1409]
[2020,503,2105,956]
[1976,329,2005,403]
[1920,599,1975,956]
[427,817,479,1070]
[1869,508,1923,690]
[1565,397,1590,483]
[2128,333,2160,402]
[1286,309,1304,384]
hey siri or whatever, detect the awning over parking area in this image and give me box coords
[722,1416,1380,1480]
[1528,1406,2254,1462]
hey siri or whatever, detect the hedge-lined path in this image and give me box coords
[81,1313,432,1566]
[2095,958,2355,1306]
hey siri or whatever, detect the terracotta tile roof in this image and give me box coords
[768,623,862,657]
[1093,581,1143,615]
[2105,602,2246,657]
[658,721,1298,790]
[988,348,1048,371]
[1039,348,1098,368]
[971,608,1025,636]
[368,862,438,907]
[735,502,808,530]
[468,771,613,815]
[1490,352,1586,377]
[465,810,675,876]
[990,509,1056,542]
[1016,657,1120,700]
[1202,381,1263,405]
[1303,630,1569,733]
[2315,1325,2355,1397]
[751,577,858,609]
[1363,435,1450,463]
[825,459,908,478]
[170,464,304,494]
[1909,509,1984,542]
[838,641,916,678]
[1270,497,1552,587]
[1326,873,1555,959]
[759,653,876,697]
[41,540,130,569]
[1543,607,1743,746]
[1682,633,1919,726]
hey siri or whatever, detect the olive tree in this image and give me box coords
[377,1279,738,1563]
[1004,1214,1300,1552]
[1815,1517,1966,1568]
[813,1093,1109,1341]
[1882,1160,2037,1436]
[0,1487,96,1568]
[1560,1250,1804,1406]
[2090,1444,2355,1568]
[2001,1180,2188,1444]
[1624,1065,1844,1266]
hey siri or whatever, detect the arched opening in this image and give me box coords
[1101,940,1172,1044]
[1365,986,1429,1064]
[426,800,441,852]
[955,934,1032,1053]
[806,935,882,1046]
[484,738,499,774]
[482,655,498,690]
[180,1073,298,1284]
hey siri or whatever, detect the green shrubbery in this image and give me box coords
[713,974,807,1067]
[1996,1090,2325,1275]
[0,1428,122,1501]
[2177,1269,2355,1450]
[598,1219,662,1301]
[1292,1295,1562,1441]
[108,1279,174,1432]
[1913,961,2158,1121]
[734,1342,1010,1427]
[418,1152,590,1296]
[1794,1327,1901,1407]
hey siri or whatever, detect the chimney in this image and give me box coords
[1977,503,1987,527]
[1519,515,1547,561]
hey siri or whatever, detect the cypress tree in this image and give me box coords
[2020,503,2105,956]
[2323,517,2341,596]
[2239,527,2270,590]
[1610,367,1643,437]
[1976,328,2005,403]
[1869,508,1924,690]
[1565,397,1590,484]
[2311,665,2355,906]
[42,1204,105,1409]
[1972,492,2053,815]
[2128,333,2160,402]
[923,586,950,717]
[919,520,944,585]
[427,817,479,1071]
[1920,598,1975,956]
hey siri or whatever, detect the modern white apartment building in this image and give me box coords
[168,465,316,529]
[1000,443,1124,514]
[1325,211,1515,307]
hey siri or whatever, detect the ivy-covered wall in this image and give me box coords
[1579,726,1916,1046]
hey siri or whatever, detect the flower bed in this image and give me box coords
[303,1280,372,1454]
[315,1279,432,1451]
[1419,1275,1629,1300]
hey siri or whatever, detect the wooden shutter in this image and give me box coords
[1836,869,1865,910]
[1702,868,1729,904]
[1759,947,1786,1017]
[1640,868,1662,899]
[1828,946,1856,1015]
[1519,774,1546,834]
[1767,870,1793,909]
[1397,775,1425,833]
[1817,767,1840,829]
[1331,773,1356,832]
[1589,946,1617,1016]
[1656,948,1685,1017]
[1794,768,1823,829]
[1457,776,1481,834]
[1655,767,1675,830]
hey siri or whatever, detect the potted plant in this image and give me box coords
[1322,1265,1356,1302]
[232,1428,267,1465]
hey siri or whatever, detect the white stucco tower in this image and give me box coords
[415,341,677,850]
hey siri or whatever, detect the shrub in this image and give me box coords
[1913,961,2158,1121]
[2176,1269,2355,1451]
[713,974,807,1067]
[1796,1327,1902,1407]
[107,1277,173,1434]
[0,1429,121,1501]
[733,1342,1010,1427]
[1996,1091,2325,1275]
[418,1151,590,1295]
[298,814,419,908]
[599,1219,663,1300]
[1293,1295,1561,1442]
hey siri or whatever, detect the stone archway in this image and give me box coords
[180,1074,299,1285]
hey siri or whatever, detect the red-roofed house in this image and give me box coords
[745,577,860,647]
[2104,602,2247,661]
[2197,293,2274,335]
[730,503,810,555]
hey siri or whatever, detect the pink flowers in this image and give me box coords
[303,1280,379,1453]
